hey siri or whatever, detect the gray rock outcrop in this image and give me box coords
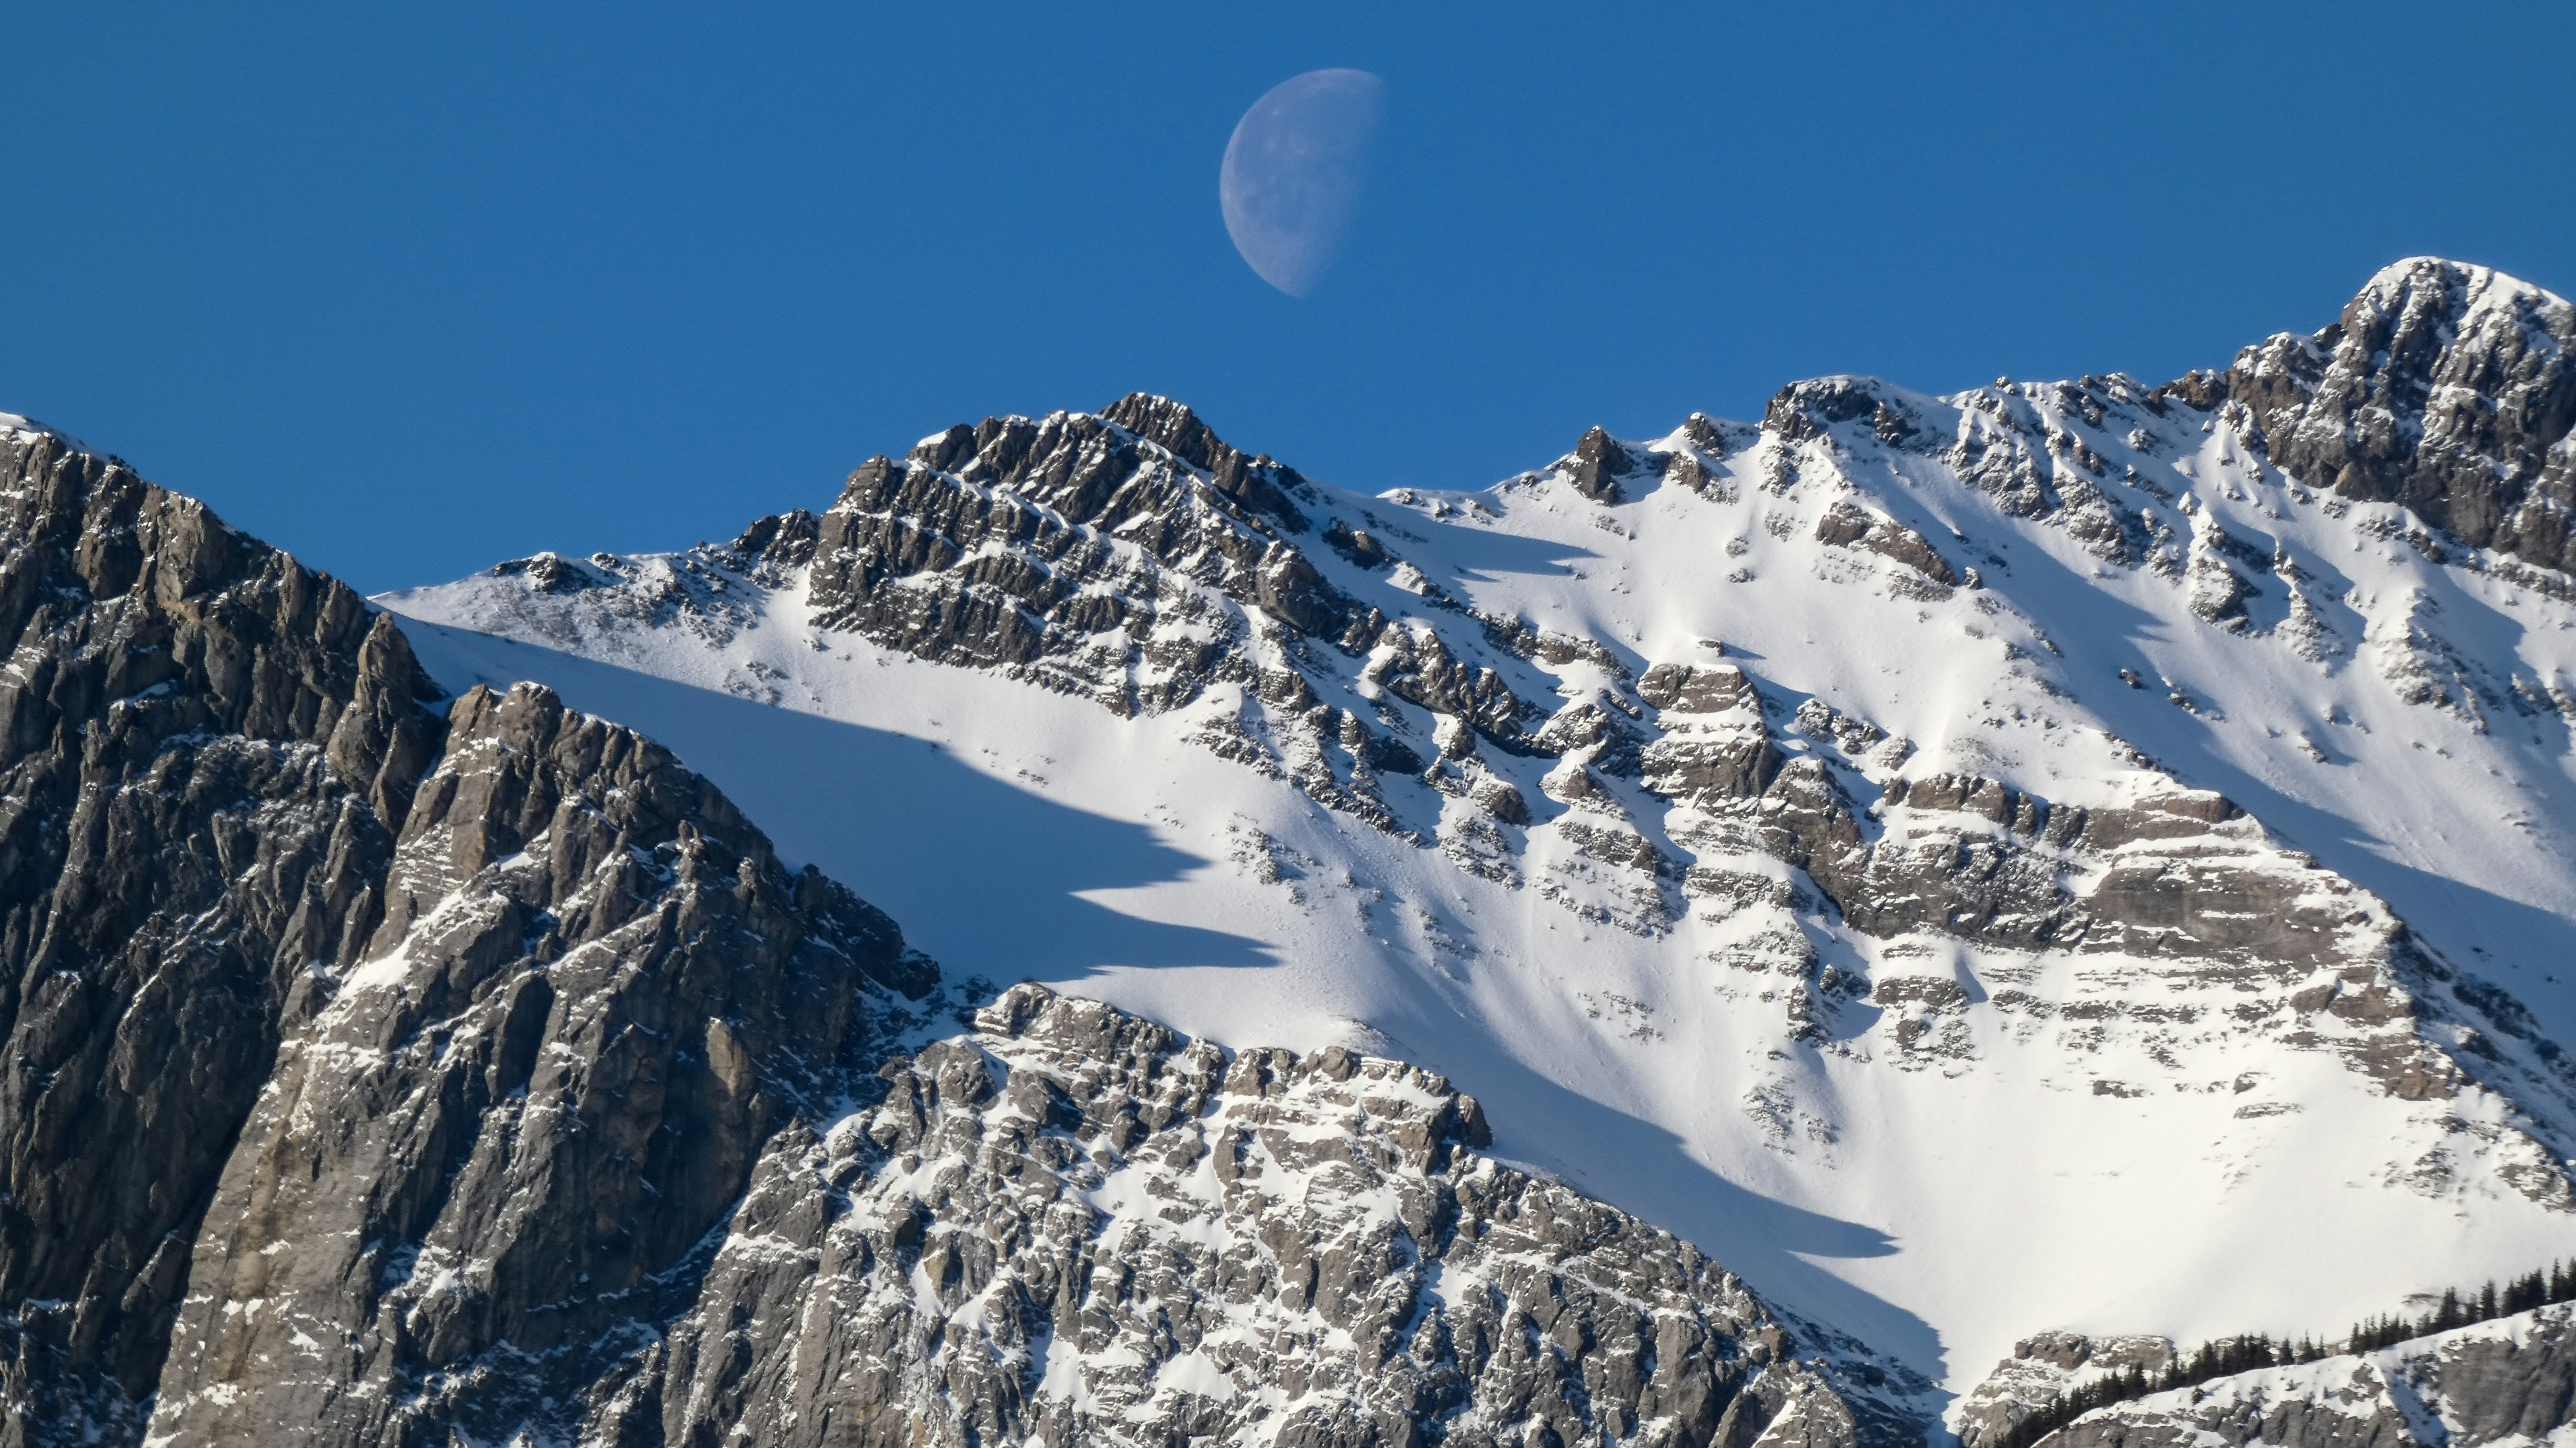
[1955,1333,2178,1447]
[144,681,939,1446]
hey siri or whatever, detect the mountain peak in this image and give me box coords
[2221,256,2576,575]
[1763,374,1925,448]
[0,410,96,455]
[2357,255,2571,317]
[1099,390,1229,472]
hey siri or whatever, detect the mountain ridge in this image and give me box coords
[0,416,1931,1446]
[3,255,2574,1444]
[381,256,2576,1402]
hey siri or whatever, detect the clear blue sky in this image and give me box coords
[7,3,2571,592]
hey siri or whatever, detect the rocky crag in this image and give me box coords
[1953,1333,2182,1448]
[592,983,1929,1448]
[0,424,442,1443]
[141,678,942,1446]
[2219,260,2576,579]
[0,419,1926,1445]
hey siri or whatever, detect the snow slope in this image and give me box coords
[380,260,2576,1404]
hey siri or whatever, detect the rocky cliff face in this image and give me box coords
[143,680,941,1446]
[0,419,943,1443]
[2030,1305,2576,1448]
[1951,1333,2178,1448]
[0,426,441,1443]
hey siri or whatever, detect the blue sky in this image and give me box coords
[6,3,2572,591]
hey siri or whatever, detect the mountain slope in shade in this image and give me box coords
[385,258,2576,1398]
[0,423,443,1442]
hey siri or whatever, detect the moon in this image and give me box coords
[1220,69,1385,297]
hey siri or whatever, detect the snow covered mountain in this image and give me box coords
[0,427,1920,1447]
[378,255,2576,1410]
[5,256,2574,1447]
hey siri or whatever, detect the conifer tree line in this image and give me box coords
[1985,1261,2576,1448]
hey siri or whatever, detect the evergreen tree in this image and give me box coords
[2507,1271,2545,1315]
[2477,1281,2500,1322]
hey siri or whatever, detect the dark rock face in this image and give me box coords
[1766,378,1923,451]
[701,394,1575,838]
[2041,1304,2576,1448]
[0,423,948,1445]
[1813,501,1960,589]
[145,681,939,1447]
[2225,259,2576,575]
[0,429,441,1443]
[711,394,1548,831]
[594,984,1931,1448]
[1565,425,1640,503]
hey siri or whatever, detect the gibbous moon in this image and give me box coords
[1220,69,1385,297]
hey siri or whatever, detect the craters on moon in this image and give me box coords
[1219,68,1385,297]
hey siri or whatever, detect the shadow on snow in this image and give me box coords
[392,616,1956,1388]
